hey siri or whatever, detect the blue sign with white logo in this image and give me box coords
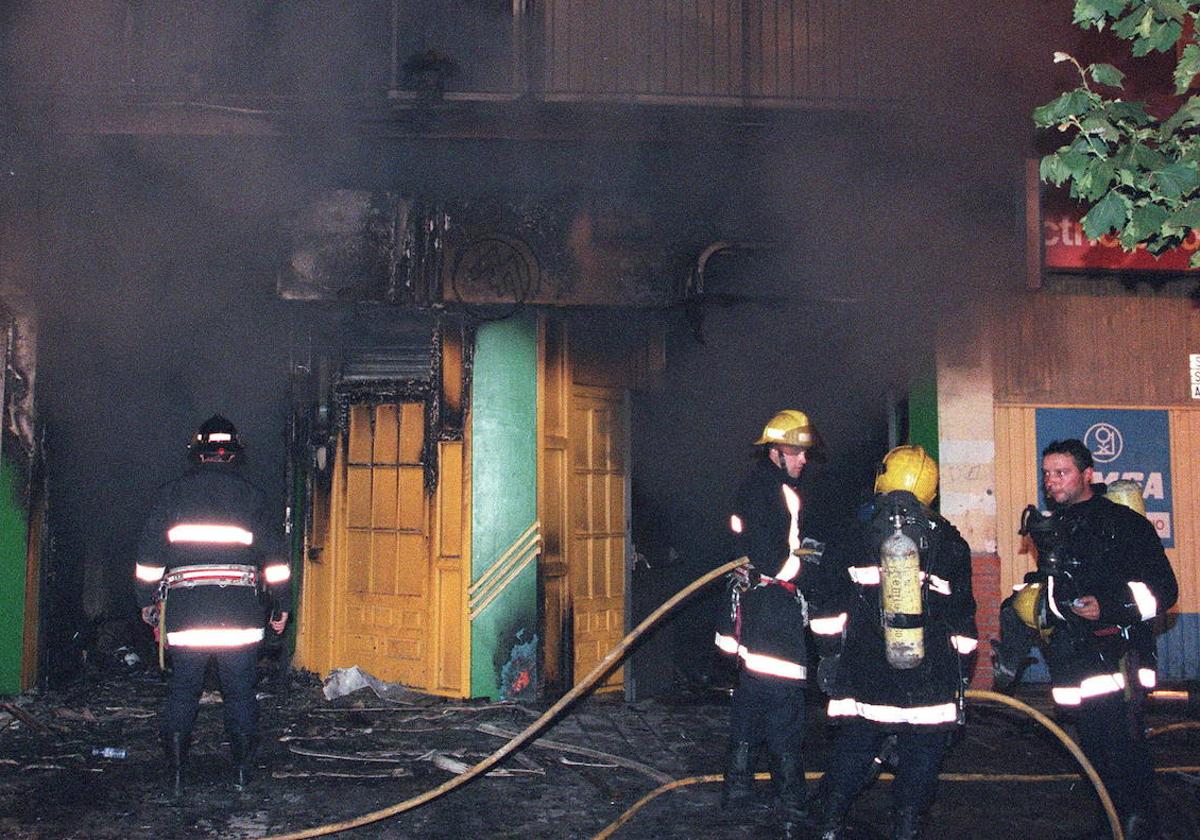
[1035,408,1173,548]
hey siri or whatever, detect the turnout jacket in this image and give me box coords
[1035,493,1177,706]
[810,494,977,728]
[714,459,814,682]
[135,463,290,649]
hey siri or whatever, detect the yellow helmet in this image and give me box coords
[754,409,820,449]
[1105,479,1147,516]
[1011,582,1053,641]
[874,445,939,506]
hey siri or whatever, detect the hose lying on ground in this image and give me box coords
[261,557,750,839]
[262,556,1174,840]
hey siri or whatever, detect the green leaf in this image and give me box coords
[1163,200,1200,233]
[1189,249,1200,268]
[1082,189,1132,239]
[1080,114,1121,141]
[1162,95,1200,132]
[1175,43,1200,94]
[1133,19,1182,54]
[1033,89,1096,125]
[1071,158,1119,201]
[1040,154,1069,185]
[1133,143,1169,170]
[1113,7,1153,40]
[1149,1,1189,22]
[1152,160,1200,198]
[1120,202,1170,247]
[1074,0,1132,28]
[1089,62,1126,88]
[1104,100,1154,126]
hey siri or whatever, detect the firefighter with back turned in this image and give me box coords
[809,445,978,840]
[135,415,291,797]
[713,409,825,833]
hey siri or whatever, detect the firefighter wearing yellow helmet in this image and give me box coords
[809,445,977,840]
[714,409,824,830]
[874,444,939,506]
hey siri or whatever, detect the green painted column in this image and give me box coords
[0,457,29,694]
[469,314,539,700]
[908,364,938,464]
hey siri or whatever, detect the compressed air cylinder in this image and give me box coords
[1105,479,1147,517]
[880,524,925,669]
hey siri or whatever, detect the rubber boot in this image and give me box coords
[162,731,190,799]
[892,806,922,840]
[230,732,255,790]
[819,791,852,840]
[720,741,755,808]
[771,752,807,821]
[772,752,809,838]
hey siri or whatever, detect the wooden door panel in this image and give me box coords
[337,402,431,687]
[568,387,627,691]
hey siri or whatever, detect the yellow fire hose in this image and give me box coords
[260,558,1181,840]
[262,558,750,839]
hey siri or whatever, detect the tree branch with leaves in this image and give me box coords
[1035,1,1200,264]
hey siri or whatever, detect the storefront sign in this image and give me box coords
[1035,408,1174,547]
[1043,191,1199,272]
[1191,354,1200,400]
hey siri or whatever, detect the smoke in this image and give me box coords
[1,1,1129,688]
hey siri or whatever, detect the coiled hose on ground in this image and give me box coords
[264,558,1194,840]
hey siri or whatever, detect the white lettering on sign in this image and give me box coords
[1146,512,1172,540]
[1191,354,1200,400]
[1093,471,1165,500]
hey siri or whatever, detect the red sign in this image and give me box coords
[1043,193,1199,272]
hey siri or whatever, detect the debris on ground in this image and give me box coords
[0,666,1198,839]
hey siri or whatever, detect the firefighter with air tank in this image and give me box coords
[991,439,1177,840]
[135,415,291,797]
[714,409,825,832]
[809,445,977,840]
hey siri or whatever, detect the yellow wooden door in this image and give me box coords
[568,385,628,691]
[338,402,431,686]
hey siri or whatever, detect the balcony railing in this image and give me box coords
[4,0,888,109]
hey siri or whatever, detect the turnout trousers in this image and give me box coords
[162,645,260,738]
[824,718,948,813]
[730,671,806,756]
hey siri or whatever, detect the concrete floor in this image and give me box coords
[2,663,1199,839]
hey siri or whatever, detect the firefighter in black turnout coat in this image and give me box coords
[994,438,1176,840]
[714,409,823,827]
[810,445,977,840]
[135,415,291,796]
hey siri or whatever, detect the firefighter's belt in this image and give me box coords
[163,564,258,590]
[757,575,797,595]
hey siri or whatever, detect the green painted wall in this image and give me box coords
[470,314,538,700]
[908,365,939,464]
[0,457,29,694]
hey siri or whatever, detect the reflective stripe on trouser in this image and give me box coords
[162,645,260,738]
[827,697,958,726]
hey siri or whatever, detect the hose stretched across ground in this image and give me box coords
[592,689,1129,840]
[261,557,751,839]
[263,557,1154,840]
